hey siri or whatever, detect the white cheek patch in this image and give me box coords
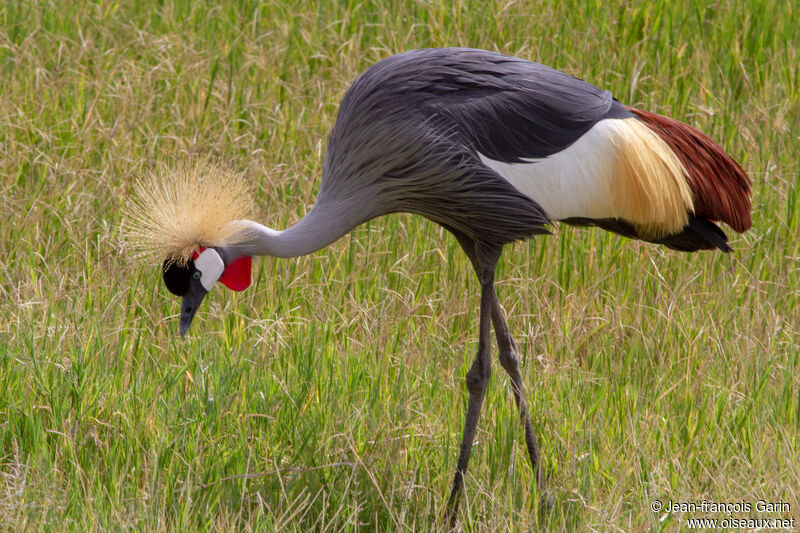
[194,248,225,291]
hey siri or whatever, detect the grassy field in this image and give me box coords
[1,0,799,530]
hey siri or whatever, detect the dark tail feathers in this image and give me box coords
[562,215,731,252]
[655,216,731,252]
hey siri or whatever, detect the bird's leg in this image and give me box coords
[446,241,501,527]
[449,229,545,507]
[490,293,544,489]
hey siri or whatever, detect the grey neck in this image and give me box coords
[220,200,373,260]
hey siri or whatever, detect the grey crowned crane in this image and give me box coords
[126,48,751,523]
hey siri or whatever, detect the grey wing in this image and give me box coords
[410,48,633,163]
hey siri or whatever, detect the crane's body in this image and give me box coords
[128,48,751,524]
[203,48,748,262]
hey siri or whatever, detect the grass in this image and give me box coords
[1,0,799,530]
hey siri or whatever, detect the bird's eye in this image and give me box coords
[192,271,202,280]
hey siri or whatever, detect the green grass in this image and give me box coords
[1,0,799,530]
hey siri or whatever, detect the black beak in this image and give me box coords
[179,281,208,338]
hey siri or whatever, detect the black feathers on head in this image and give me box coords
[162,259,196,296]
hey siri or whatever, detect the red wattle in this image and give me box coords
[219,256,252,291]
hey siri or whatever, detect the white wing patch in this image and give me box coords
[477,117,693,237]
[477,119,623,221]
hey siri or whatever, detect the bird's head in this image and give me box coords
[123,158,257,337]
[162,247,253,337]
